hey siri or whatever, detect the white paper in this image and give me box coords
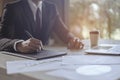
[47,69,80,80]
[46,65,112,80]
[6,55,120,74]
[76,65,111,76]
[61,55,120,65]
[6,58,62,74]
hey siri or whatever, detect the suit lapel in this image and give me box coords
[21,0,36,35]
[42,1,49,31]
[42,1,55,31]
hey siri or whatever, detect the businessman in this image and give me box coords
[0,0,84,53]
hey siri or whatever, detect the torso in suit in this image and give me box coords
[0,0,69,52]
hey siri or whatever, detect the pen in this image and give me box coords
[25,30,44,51]
[25,30,33,38]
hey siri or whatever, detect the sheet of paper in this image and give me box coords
[47,69,80,80]
[61,55,120,65]
[46,65,118,80]
[6,55,120,74]
[46,66,112,80]
[6,58,62,74]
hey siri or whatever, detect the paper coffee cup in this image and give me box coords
[90,31,99,48]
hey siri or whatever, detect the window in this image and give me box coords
[69,0,120,40]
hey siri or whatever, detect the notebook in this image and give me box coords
[85,44,120,55]
[2,50,67,60]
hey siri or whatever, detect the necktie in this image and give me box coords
[34,8,42,39]
[36,8,42,32]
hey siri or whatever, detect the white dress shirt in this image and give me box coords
[14,0,43,51]
[28,0,42,20]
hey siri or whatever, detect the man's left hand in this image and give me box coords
[67,37,84,50]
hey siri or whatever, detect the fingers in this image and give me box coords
[19,38,43,53]
[30,38,44,49]
[68,37,84,50]
[28,38,43,51]
[29,38,41,45]
[28,42,40,50]
[74,39,84,49]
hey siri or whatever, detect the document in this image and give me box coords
[61,55,120,65]
[6,58,62,74]
[6,55,120,74]
[46,66,112,80]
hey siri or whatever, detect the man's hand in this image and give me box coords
[67,37,84,50]
[16,38,43,53]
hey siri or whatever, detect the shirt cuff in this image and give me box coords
[14,40,24,51]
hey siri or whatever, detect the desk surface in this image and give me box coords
[0,39,120,80]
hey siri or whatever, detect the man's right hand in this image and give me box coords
[16,38,43,53]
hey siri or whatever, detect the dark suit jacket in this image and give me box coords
[0,0,70,52]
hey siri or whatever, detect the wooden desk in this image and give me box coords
[0,39,120,80]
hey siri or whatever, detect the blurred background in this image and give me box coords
[0,0,120,40]
[69,0,120,40]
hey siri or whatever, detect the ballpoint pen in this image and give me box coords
[25,30,44,51]
[25,30,33,38]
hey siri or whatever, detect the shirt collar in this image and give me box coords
[28,0,42,10]
[28,0,43,20]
